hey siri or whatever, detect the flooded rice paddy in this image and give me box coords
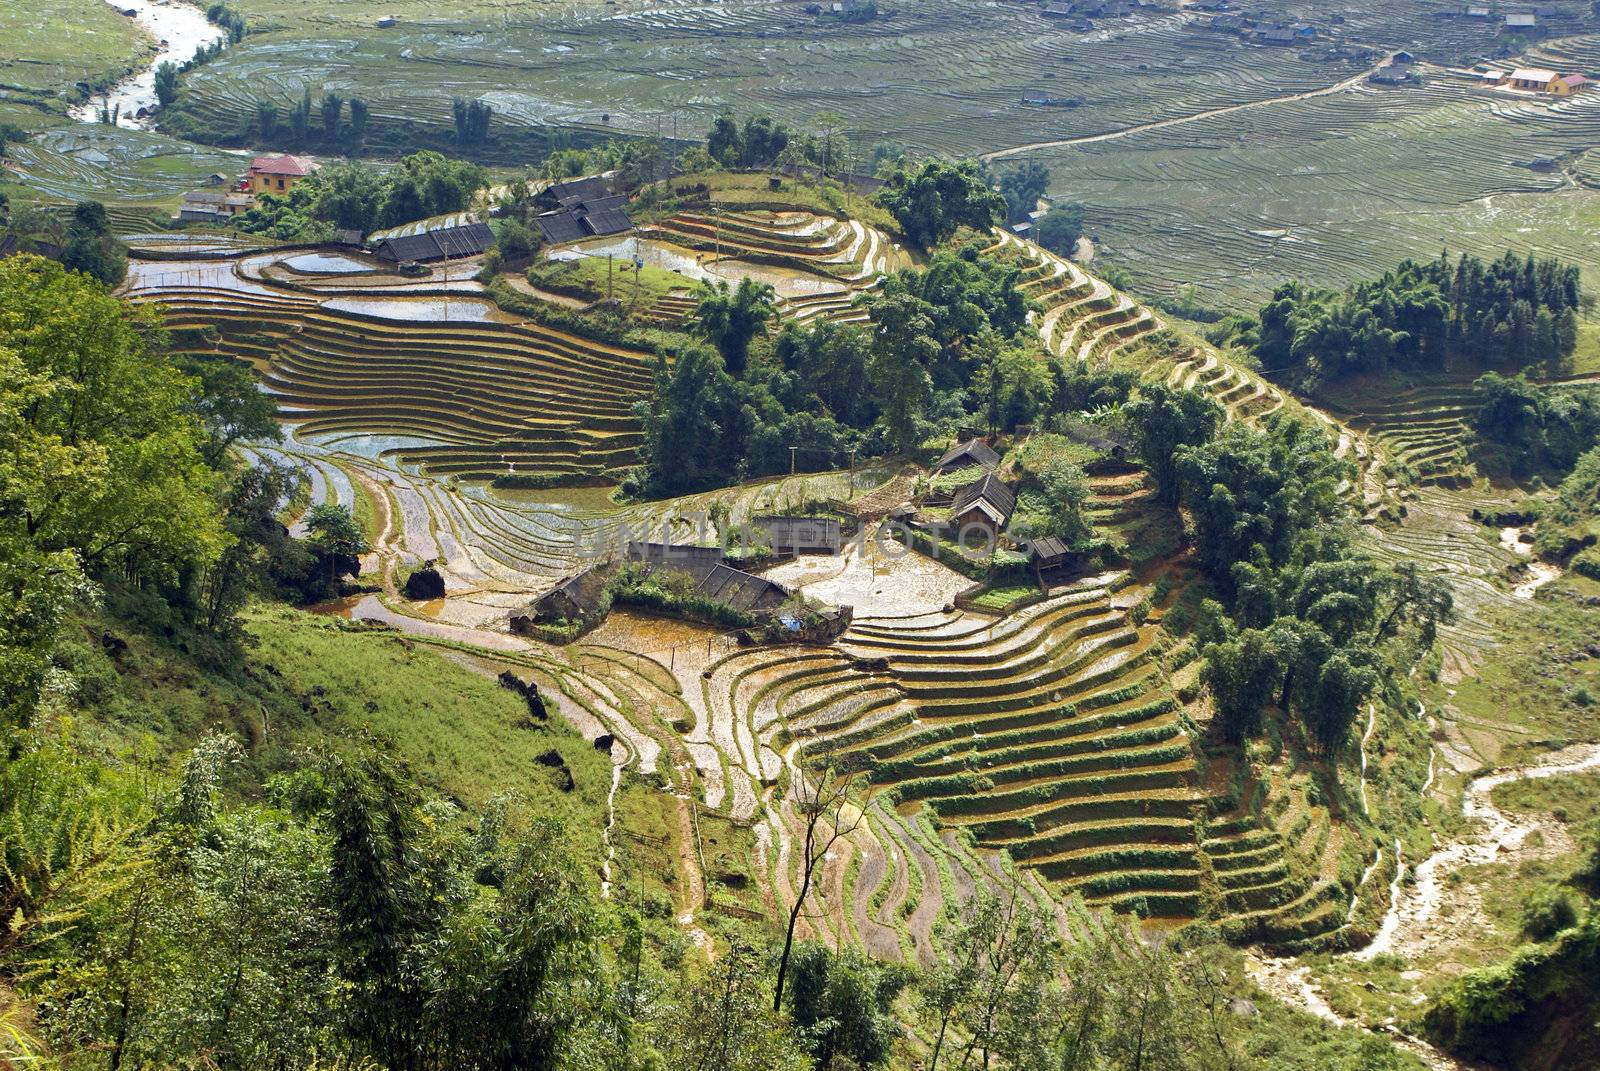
[319,295,513,323]
[282,252,384,275]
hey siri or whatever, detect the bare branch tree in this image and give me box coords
[773,756,860,1012]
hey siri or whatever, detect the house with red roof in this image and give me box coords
[246,154,319,197]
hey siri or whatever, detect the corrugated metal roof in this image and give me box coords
[367,210,481,243]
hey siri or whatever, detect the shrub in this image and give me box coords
[1521,886,1578,940]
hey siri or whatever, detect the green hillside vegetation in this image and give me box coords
[0,255,1430,1070]
[1212,251,1583,387]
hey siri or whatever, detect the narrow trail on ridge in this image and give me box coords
[1360,741,1600,962]
[980,53,1396,162]
[1251,743,1600,1071]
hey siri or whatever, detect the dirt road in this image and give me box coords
[980,54,1396,162]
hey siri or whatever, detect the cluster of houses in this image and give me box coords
[1197,8,1321,44]
[177,153,321,224]
[531,176,634,245]
[892,436,1074,581]
[1445,4,1570,32]
[174,155,633,268]
[1038,0,1158,30]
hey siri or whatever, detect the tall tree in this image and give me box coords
[692,277,776,377]
[772,758,860,1012]
[878,158,1006,250]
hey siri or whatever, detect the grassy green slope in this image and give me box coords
[67,599,611,819]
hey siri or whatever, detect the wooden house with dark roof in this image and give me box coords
[536,211,589,244]
[1021,535,1087,583]
[693,563,791,611]
[950,474,1017,537]
[622,542,792,613]
[371,221,495,264]
[544,175,613,209]
[526,565,609,624]
[933,437,1001,474]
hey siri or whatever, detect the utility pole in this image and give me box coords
[849,447,857,492]
[790,446,797,476]
[606,252,614,302]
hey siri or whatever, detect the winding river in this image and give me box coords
[69,0,224,128]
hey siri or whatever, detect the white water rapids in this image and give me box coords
[69,0,224,128]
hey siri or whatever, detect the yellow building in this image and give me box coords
[1505,68,1590,95]
[246,154,318,196]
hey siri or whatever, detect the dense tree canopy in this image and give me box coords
[59,201,127,286]
[237,151,488,238]
[693,277,777,377]
[878,159,1005,250]
[996,161,1049,224]
[1472,372,1600,477]
[1219,251,1583,382]
[631,243,1051,491]
[1033,202,1086,257]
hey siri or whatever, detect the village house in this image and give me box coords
[933,437,1001,475]
[369,218,496,263]
[950,473,1017,539]
[1369,64,1412,85]
[177,189,255,223]
[533,178,633,244]
[246,154,319,197]
[1504,67,1588,94]
[1503,11,1537,29]
[1254,26,1297,44]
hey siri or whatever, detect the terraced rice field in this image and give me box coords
[1017,59,1600,310]
[632,209,906,325]
[118,195,1541,961]
[173,0,1381,158]
[125,252,657,483]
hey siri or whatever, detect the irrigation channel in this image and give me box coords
[70,0,224,129]
[1249,742,1600,1071]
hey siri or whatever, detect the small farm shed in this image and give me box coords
[1503,12,1537,28]
[933,437,1001,475]
[951,474,1017,538]
[1022,535,1085,582]
[528,566,608,623]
